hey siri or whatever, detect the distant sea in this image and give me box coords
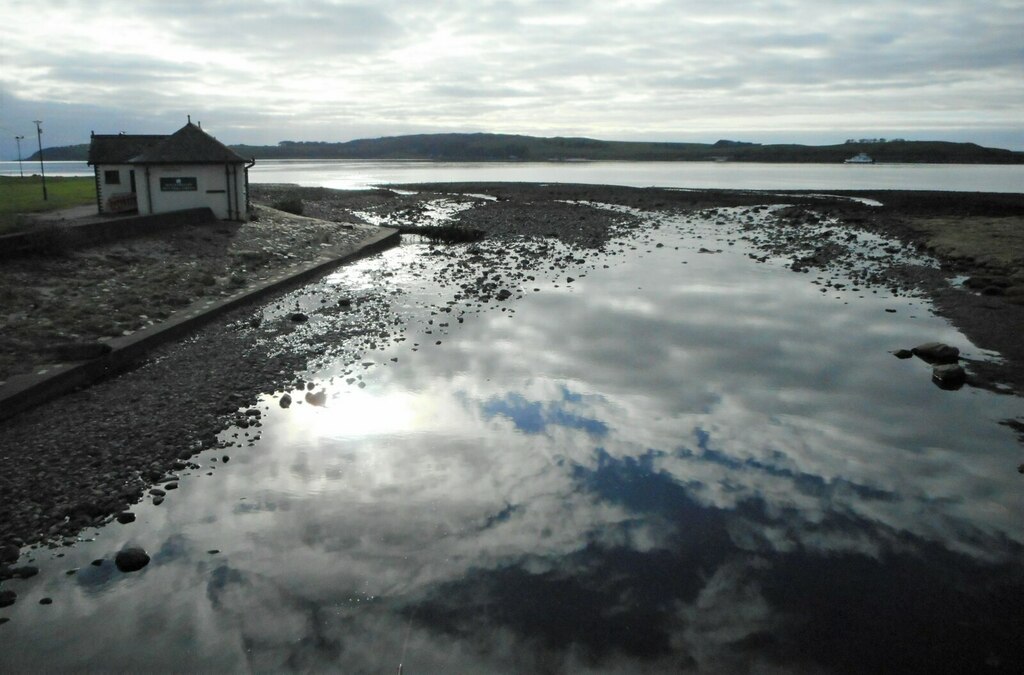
[3,159,1022,193]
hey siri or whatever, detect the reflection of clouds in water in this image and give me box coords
[10,211,1021,672]
[479,389,609,436]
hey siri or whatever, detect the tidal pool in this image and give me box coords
[1,207,1022,673]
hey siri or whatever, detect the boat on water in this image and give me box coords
[844,152,874,164]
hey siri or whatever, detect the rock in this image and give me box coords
[912,342,960,364]
[0,590,16,608]
[90,559,103,567]
[39,598,52,605]
[1017,463,1023,474]
[932,364,967,388]
[0,545,19,564]
[304,390,327,406]
[114,547,150,573]
[496,289,512,301]
[11,566,38,579]
[153,496,164,506]
[892,349,913,359]
[164,482,178,490]
[288,312,308,323]
[149,488,165,497]
[116,512,136,524]
[280,393,292,408]
[52,342,112,361]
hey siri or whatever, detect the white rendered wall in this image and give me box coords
[96,164,135,212]
[137,164,247,220]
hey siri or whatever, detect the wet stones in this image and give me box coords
[911,342,960,364]
[114,547,150,573]
[116,512,136,524]
[288,312,309,323]
[0,545,19,564]
[932,364,967,389]
[10,566,38,579]
[279,393,292,408]
[0,589,16,607]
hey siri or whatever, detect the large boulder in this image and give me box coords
[912,342,960,364]
[114,547,150,573]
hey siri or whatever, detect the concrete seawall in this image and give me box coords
[0,208,219,259]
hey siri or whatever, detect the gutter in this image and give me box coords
[244,158,255,219]
[225,164,233,220]
[144,166,153,214]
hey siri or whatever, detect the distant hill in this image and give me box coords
[29,134,1024,164]
[26,144,90,161]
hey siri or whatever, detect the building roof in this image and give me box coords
[88,122,248,166]
[88,134,167,165]
[129,122,248,164]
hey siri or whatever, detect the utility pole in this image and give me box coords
[33,120,47,200]
[14,135,24,177]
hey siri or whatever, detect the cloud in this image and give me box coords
[0,0,1021,150]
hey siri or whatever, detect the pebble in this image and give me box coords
[116,512,136,524]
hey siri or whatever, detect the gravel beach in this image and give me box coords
[1,182,1021,557]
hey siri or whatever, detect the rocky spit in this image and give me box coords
[1,183,1021,587]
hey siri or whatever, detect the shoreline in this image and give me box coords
[0,182,1021,554]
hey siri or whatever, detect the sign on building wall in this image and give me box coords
[160,177,197,192]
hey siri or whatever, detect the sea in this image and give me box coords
[1,159,1022,192]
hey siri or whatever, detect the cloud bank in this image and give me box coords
[1,0,1021,151]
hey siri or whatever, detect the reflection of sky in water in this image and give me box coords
[2,211,1022,673]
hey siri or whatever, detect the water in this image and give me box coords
[3,159,1023,192]
[2,206,1021,673]
[0,161,93,178]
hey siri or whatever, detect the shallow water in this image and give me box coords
[1,208,1022,673]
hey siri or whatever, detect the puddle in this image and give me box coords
[1,208,1021,673]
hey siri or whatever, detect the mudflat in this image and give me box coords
[0,183,1021,552]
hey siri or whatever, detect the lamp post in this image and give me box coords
[33,120,47,200]
[14,135,24,177]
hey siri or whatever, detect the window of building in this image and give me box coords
[104,170,120,184]
[160,177,197,192]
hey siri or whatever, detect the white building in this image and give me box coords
[87,120,254,221]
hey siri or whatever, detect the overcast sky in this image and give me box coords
[1,0,1022,156]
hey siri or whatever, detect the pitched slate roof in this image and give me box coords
[88,134,167,165]
[129,122,247,164]
[88,122,248,166]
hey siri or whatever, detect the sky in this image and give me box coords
[1,0,1022,158]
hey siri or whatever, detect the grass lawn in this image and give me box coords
[0,175,96,234]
